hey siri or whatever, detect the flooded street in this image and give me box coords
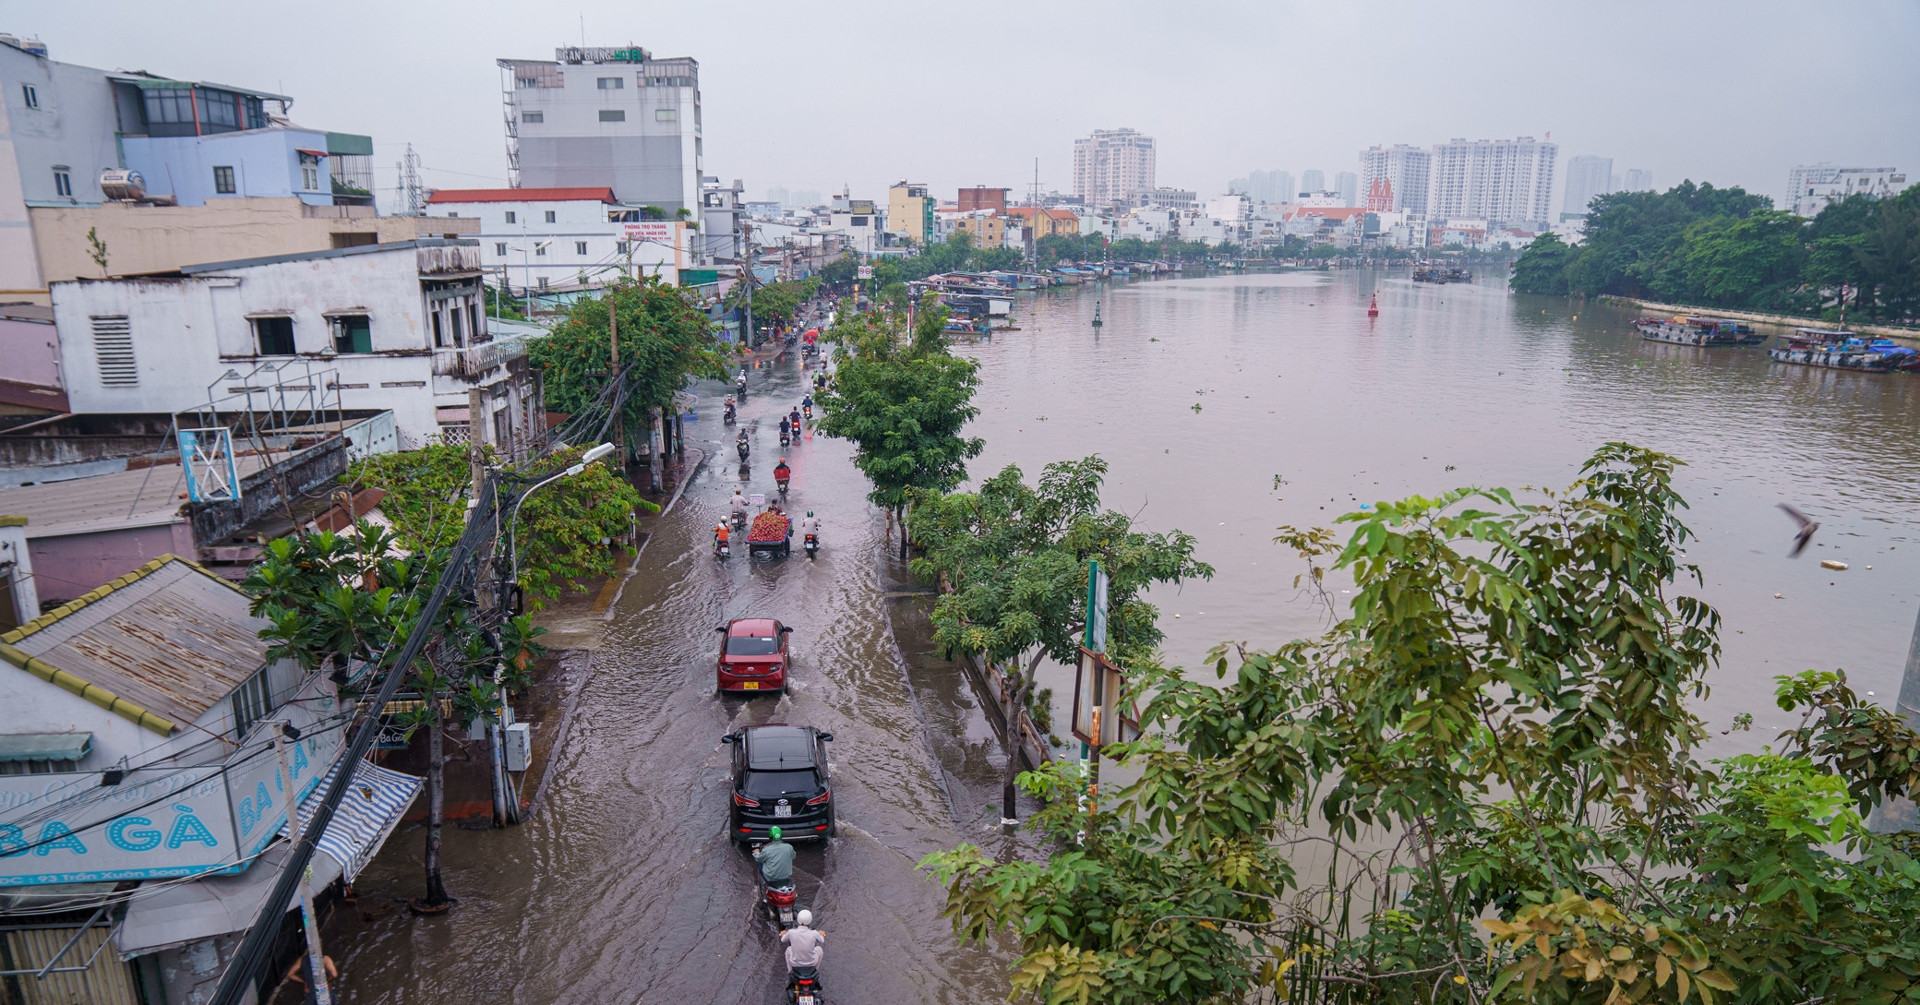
[326,352,1022,1005]
[328,270,1920,1004]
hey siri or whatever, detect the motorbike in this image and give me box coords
[803,533,818,560]
[786,966,823,1005]
[776,475,790,498]
[779,428,791,448]
[736,374,749,397]
[759,869,800,928]
[723,404,737,424]
[783,333,798,348]
[715,536,730,560]
[802,404,812,421]
[737,439,751,462]
[731,510,748,532]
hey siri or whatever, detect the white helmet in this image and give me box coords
[796,909,813,927]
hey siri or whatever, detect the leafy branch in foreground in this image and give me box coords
[924,442,1920,1003]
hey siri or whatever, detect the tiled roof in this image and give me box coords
[0,556,267,735]
[425,187,618,205]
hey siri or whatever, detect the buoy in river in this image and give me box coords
[1367,294,1379,317]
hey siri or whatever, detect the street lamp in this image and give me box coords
[506,442,617,591]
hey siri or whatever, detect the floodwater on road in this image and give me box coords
[324,350,1023,1005]
[323,268,1920,1004]
[955,269,1920,750]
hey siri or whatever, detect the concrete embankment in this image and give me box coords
[1601,295,1920,341]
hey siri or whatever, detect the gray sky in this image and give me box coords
[13,0,1920,210]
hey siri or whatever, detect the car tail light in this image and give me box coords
[805,789,830,806]
[733,792,758,808]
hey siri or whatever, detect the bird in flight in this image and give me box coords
[1778,504,1820,557]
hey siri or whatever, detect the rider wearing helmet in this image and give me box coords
[798,510,821,539]
[754,826,795,885]
[781,908,825,971]
[774,458,792,484]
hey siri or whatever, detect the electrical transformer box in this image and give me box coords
[505,722,532,772]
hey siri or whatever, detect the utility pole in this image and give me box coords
[609,290,623,463]
[275,729,332,1005]
[741,219,755,349]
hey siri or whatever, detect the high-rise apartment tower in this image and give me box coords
[1073,128,1156,211]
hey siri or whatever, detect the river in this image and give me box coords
[323,269,1920,1004]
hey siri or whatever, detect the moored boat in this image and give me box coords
[1633,315,1763,347]
[1768,328,1920,372]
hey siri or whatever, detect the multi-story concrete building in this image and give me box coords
[699,175,745,264]
[1428,136,1557,227]
[1007,205,1081,241]
[1563,154,1614,217]
[827,191,882,255]
[1300,170,1325,196]
[0,37,378,303]
[1334,171,1358,207]
[1140,187,1197,212]
[499,45,703,213]
[887,181,933,246]
[1073,128,1155,212]
[1621,168,1654,193]
[1786,164,1910,217]
[958,186,1009,213]
[48,240,536,451]
[1359,144,1432,217]
[425,186,690,291]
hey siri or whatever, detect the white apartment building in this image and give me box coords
[1073,128,1156,212]
[1335,172,1358,207]
[1300,170,1325,195]
[49,241,539,451]
[1428,136,1557,227]
[1563,155,1614,217]
[827,192,883,255]
[427,186,690,290]
[1621,168,1654,193]
[499,45,703,213]
[1786,164,1909,217]
[1359,144,1432,217]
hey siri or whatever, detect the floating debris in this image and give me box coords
[1821,559,1849,570]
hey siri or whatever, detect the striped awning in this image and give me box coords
[284,759,422,881]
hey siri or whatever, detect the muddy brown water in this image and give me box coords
[326,271,1920,1003]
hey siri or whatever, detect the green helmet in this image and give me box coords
[768,826,783,840]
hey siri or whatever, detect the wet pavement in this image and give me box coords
[323,341,1024,1004]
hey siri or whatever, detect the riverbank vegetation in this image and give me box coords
[925,442,1920,1002]
[1512,182,1920,324]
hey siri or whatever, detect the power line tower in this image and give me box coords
[400,144,423,216]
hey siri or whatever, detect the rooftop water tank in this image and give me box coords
[100,169,146,201]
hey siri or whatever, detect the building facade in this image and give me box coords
[887,181,933,246]
[1073,128,1155,212]
[0,38,377,303]
[425,187,687,291]
[1359,144,1432,217]
[1621,168,1654,193]
[1786,164,1909,217]
[1334,171,1358,207]
[500,46,703,213]
[1563,154,1613,217]
[1428,136,1557,227]
[957,186,1009,213]
[1300,169,1324,196]
[49,241,536,450]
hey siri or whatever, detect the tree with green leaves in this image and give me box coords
[815,295,984,557]
[1510,231,1577,295]
[345,444,648,609]
[528,276,733,435]
[925,442,1920,1003]
[908,456,1212,820]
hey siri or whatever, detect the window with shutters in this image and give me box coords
[230,667,273,740]
[91,316,136,386]
[575,241,588,255]
[544,210,557,223]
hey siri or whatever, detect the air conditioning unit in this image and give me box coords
[504,722,532,772]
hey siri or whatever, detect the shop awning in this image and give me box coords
[0,732,91,762]
[112,760,421,959]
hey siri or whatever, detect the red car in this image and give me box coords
[715,618,792,694]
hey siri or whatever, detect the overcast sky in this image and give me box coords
[13,0,1920,210]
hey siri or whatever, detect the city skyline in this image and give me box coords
[11,0,1917,212]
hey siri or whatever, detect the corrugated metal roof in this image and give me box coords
[0,556,267,734]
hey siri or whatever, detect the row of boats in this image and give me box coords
[1412,264,1473,284]
[1633,315,1920,372]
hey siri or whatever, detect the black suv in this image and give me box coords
[723,724,835,843]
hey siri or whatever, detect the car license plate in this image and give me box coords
[743,682,759,690]
[774,805,792,818]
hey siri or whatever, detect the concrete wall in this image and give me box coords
[48,246,473,442]
[121,127,330,207]
[0,310,60,388]
[29,198,477,287]
[432,197,681,286]
[0,519,36,627]
[26,521,197,605]
[0,44,121,300]
[512,60,700,210]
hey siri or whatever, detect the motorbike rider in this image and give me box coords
[789,406,803,430]
[773,459,792,486]
[729,490,749,522]
[802,392,814,412]
[713,522,730,552]
[780,908,826,975]
[778,414,791,441]
[754,826,795,886]
[798,510,821,541]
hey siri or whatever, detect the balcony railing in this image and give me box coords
[432,334,532,378]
